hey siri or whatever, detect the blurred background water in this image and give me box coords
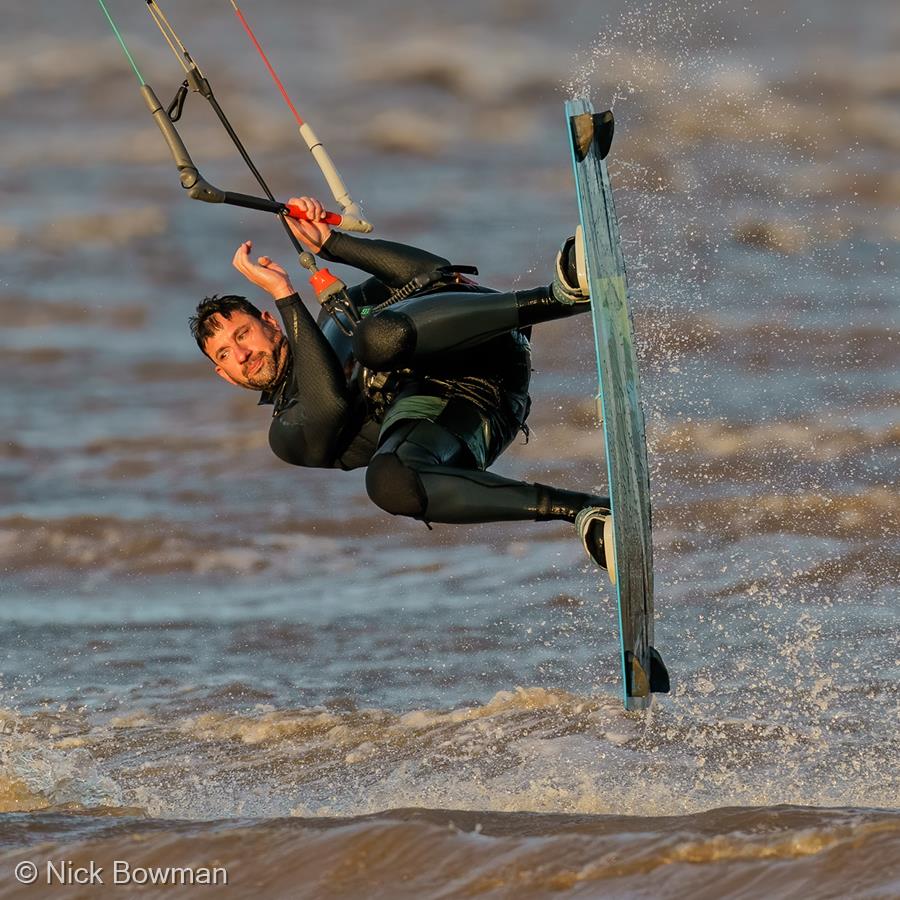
[0,0,898,896]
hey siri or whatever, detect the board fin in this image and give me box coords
[593,111,615,160]
[624,650,650,698]
[569,110,615,162]
[624,648,670,699]
[648,646,670,693]
[570,113,593,162]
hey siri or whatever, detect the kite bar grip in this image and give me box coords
[221,195,373,234]
[298,122,370,227]
[284,203,373,234]
[224,191,284,214]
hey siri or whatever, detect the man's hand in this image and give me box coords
[232,241,295,300]
[284,196,332,253]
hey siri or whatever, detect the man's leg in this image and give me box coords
[365,418,607,525]
[353,237,589,371]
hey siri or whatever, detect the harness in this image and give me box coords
[359,264,481,318]
[357,264,484,421]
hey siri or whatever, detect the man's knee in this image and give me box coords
[353,311,416,370]
[365,453,428,518]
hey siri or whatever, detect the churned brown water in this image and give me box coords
[1,0,897,897]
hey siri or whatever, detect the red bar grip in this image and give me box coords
[284,203,373,234]
[284,203,342,226]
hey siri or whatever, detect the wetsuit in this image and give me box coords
[260,231,605,524]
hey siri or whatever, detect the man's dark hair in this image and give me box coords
[189,295,263,354]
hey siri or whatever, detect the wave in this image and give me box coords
[0,296,148,330]
[2,685,897,821]
[0,508,394,577]
[0,805,897,899]
[2,475,893,578]
[0,514,292,577]
[0,207,167,250]
[353,29,568,104]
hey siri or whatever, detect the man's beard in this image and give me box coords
[239,336,287,391]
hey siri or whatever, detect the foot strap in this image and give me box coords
[575,506,617,585]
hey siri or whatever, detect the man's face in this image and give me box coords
[203,310,288,391]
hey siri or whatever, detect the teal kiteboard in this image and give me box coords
[565,99,670,710]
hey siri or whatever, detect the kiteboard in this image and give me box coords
[565,99,670,710]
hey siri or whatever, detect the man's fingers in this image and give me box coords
[288,196,325,220]
[232,240,252,268]
[287,196,308,214]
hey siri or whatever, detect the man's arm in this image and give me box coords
[317,232,452,289]
[269,293,355,468]
[280,196,453,289]
[231,239,353,468]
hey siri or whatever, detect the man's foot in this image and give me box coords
[551,225,590,305]
[575,505,617,585]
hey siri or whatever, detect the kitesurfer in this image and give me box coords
[190,197,613,571]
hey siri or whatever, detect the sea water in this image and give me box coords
[0,0,897,896]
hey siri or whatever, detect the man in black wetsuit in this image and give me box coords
[191,196,614,572]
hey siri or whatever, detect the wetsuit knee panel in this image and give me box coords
[353,311,416,370]
[365,452,428,519]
